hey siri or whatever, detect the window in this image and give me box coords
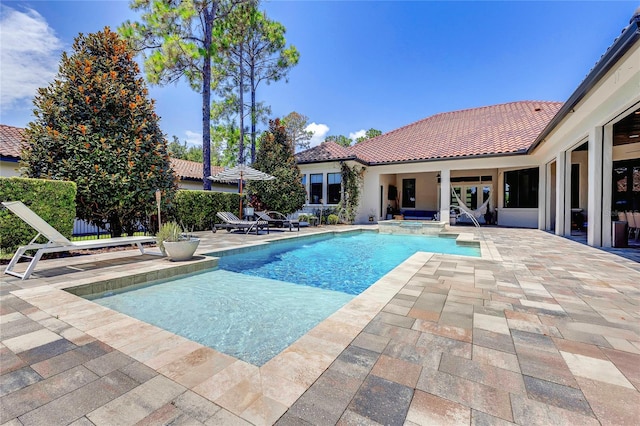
[327,173,341,204]
[402,179,416,208]
[504,168,539,208]
[613,159,640,211]
[571,164,580,209]
[301,174,307,202]
[310,173,323,204]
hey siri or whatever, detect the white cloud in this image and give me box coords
[184,130,202,146]
[305,122,329,147]
[349,129,366,142]
[0,6,63,111]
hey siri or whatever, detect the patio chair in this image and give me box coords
[255,211,300,231]
[212,212,269,235]
[2,201,158,280]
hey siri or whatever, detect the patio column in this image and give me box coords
[587,125,613,247]
[555,151,571,236]
[538,164,546,230]
[440,168,450,223]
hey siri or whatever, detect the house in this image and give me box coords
[295,9,640,248]
[0,124,235,192]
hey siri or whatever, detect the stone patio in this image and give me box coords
[1,225,639,425]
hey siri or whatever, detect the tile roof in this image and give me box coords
[169,158,226,181]
[296,101,563,165]
[294,141,355,164]
[0,124,25,158]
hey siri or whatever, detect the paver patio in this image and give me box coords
[1,225,639,425]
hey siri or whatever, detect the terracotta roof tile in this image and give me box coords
[295,141,355,163]
[169,158,226,181]
[0,124,25,158]
[297,101,563,165]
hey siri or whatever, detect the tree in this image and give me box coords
[247,118,306,214]
[325,134,352,147]
[243,8,298,162]
[168,136,188,158]
[120,0,240,190]
[21,27,177,237]
[281,111,313,151]
[355,128,382,143]
[213,3,298,163]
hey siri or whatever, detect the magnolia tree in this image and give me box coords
[22,27,176,236]
[247,119,306,214]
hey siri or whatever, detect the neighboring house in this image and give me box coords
[0,124,22,177]
[296,10,640,248]
[0,124,235,192]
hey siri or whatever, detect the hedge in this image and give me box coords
[0,177,76,253]
[172,190,241,232]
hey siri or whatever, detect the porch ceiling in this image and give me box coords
[613,108,640,146]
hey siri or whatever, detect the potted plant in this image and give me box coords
[156,222,200,261]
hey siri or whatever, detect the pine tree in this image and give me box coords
[22,27,177,237]
[247,119,306,214]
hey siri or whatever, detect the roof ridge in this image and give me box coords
[352,100,563,150]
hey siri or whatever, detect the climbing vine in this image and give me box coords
[338,161,366,224]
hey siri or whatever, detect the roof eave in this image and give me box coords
[296,155,366,166]
[528,17,640,154]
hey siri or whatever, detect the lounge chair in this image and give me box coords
[2,201,158,280]
[212,212,269,235]
[255,211,300,231]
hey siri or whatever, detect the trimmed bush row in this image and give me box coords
[0,177,76,252]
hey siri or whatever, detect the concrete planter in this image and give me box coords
[163,238,200,261]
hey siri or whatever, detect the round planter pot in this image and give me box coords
[163,238,200,261]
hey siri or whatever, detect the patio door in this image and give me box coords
[451,184,493,223]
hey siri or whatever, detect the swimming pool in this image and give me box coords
[215,231,479,294]
[89,231,480,365]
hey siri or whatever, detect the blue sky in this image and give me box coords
[1,1,637,149]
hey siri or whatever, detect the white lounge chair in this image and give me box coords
[2,201,158,280]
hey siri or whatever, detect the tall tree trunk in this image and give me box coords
[238,43,245,165]
[250,58,256,163]
[202,3,216,190]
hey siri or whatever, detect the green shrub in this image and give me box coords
[0,177,76,253]
[172,190,241,231]
[327,214,339,225]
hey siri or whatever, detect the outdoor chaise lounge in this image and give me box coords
[2,201,158,280]
[255,211,300,231]
[212,211,269,235]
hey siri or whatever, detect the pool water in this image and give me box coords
[216,231,480,294]
[91,270,353,366]
[89,231,479,366]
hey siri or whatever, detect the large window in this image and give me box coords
[402,179,416,208]
[310,173,323,204]
[613,159,640,211]
[504,168,539,208]
[327,173,341,204]
[301,174,307,202]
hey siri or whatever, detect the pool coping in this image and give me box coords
[9,227,498,424]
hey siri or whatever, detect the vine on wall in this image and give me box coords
[339,161,366,223]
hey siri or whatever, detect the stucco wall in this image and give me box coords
[0,159,20,177]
